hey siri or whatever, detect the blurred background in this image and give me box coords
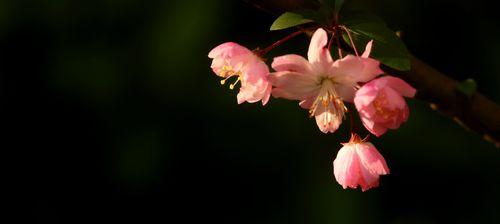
[2,0,500,223]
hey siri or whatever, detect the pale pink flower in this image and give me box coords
[209,42,272,105]
[354,76,416,137]
[333,134,390,191]
[269,28,383,133]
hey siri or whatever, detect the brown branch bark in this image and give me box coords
[386,57,500,147]
[245,0,500,147]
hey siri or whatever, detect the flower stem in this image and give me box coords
[348,104,358,134]
[334,28,343,59]
[340,25,359,57]
[256,30,303,56]
[327,31,335,51]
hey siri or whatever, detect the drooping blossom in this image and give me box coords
[333,134,390,191]
[354,76,416,136]
[269,28,383,133]
[208,42,272,105]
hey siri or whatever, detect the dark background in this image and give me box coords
[2,0,500,223]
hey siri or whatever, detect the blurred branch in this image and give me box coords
[387,57,500,147]
[245,0,500,147]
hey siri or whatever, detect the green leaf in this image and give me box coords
[270,11,315,31]
[456,78,477,97]
[341,18,411,71]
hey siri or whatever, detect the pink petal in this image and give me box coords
[360,57,384,81]
[208,42,250,58]
[272,54,312,74]
[299,96,315,109]
[333,55,383,84]
[401,103,410,122]
[333,144,361,189]
[335,83,357,103]
[380,76,416,98]
[355,142,389,191]
[382,87,406,110]
[269,71,320,100]
[243,57,269,83]
[237,78,269,104]
[307,28,333,67]
[354,84,378,107]
[233,57,271,105]
[360,116,388,137]
[261,82,272,105]
[314,103,342,133]
[361,40,374,58]
[357,104,377,120]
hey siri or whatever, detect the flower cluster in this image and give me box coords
[208,28,416,191]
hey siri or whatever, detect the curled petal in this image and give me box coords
[307,28,333,70]
[361,40,374,58]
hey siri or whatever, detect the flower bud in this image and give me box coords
[354,76,416,136]
[333,134,390,191]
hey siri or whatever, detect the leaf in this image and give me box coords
[341,14,411,71]
[456,78,477,97]
[270,11,315,31]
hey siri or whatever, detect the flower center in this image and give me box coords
[309,78,347,120]
[373,92,398,119]
[219,65,243,90]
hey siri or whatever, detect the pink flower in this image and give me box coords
[208,42,272,105]
[354,76,417,137]
[333,134,390,191]
[269,28,383,133]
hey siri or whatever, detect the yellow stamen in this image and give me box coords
[229,77,241,90]
[219,65,236,78]
[308,79,347,127]
[218,64,243,89]
[220,76,232,85]
[373,92,398,119]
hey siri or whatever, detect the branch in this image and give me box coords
[386,56,500,147]
[244,0,500,147]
